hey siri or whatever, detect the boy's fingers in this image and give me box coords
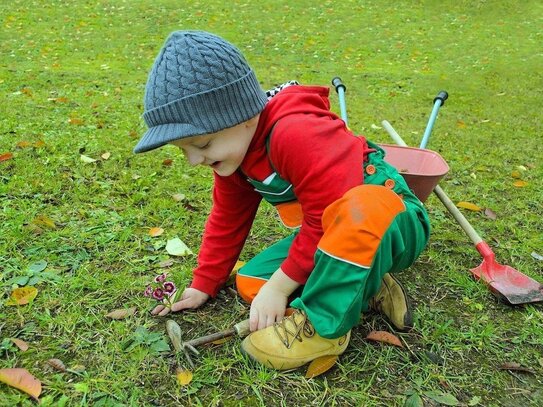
[151,305,165,315]
[158,307,171,316]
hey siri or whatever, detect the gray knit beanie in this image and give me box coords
[134,31,268,153]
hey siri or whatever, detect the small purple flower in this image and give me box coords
[143,285,153,297]
[154,273,167,283]
[152,288,165,301]
[163,281,176,294]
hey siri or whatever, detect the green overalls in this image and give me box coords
[236,141,430,338]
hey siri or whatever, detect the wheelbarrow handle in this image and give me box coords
[381,120,484,247]
[420,90,449,149]
[331,76,348,125]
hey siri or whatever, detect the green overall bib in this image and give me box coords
[237,140,430,338]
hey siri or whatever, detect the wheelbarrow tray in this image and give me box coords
[380,144,449,203]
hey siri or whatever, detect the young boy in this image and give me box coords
[135,31,430,370]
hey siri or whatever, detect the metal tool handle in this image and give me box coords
[332,76,348,125]
[420,90,448,149]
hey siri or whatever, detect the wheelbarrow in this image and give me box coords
[332,77,543,305]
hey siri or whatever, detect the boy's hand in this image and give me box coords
[249,268,300,332]
[249,282,288,331]
[151,287,210,317]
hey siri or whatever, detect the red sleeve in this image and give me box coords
[268,114,368,284]
[190,171,262,297]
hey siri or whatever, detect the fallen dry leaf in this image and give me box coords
[32,214,57,229]
[149,227,164,237]
[511,170,522,179]
[513,180,528,187]
[166,320,183,352]
[10,338,29,352]
[158,259,175,268]
[484,208,497,220]
[80,154,97,163]
[0,368,42,400]
[210,337,232,345]
[6,287,38,306]
[499,362,535,374]
[176,368,193,386]
[105,307,136,320]
[0,152,14,162]
[366,330,403,348]
[456,201,482,212]
[46,358,67,372]
[101,152,111,160]
[172,193,186,202]
[16,141,33,149]
[162,158,173,166]
[305,355,338,378]
[68,117,84,125]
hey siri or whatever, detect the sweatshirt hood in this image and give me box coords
[241,85,338,179]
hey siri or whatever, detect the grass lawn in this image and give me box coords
[1,0,542,405]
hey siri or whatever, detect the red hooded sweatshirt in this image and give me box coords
[190,85,372,297]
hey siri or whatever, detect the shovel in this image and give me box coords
[381,98,543,305]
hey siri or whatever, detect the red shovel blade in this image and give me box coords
[470,250,543,305]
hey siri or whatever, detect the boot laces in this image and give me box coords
[273,310,315,349]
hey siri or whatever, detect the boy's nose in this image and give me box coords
[185,150,205,166]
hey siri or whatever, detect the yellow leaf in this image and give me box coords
[11,338,29,352]
[513,180,528,188]
[32,214,57,229]
[101,152,111,160]
[176,368,193,386]
[456,120,466,129]
[366,330,403,348]
[68,117,84,125]
[0,368,42,400]
[149,227,164,237]
[305,355,338,378]
[6,287,38,306]
[16,141,33,149]
[456,201,482,212]
[511,170,522,179]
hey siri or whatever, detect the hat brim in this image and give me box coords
[133,122,205,153]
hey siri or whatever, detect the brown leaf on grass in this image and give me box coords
[46,358,67,372]
[513,180,528,187]
[511,170,522,179]
[32,214,57,229]
[0,368,42,400]
[68,117,84,125]
[33,140,45,148]
[499,362,535,374]
[456,201,482,212]
[305,355,338,378]
[11,338,29,352]
[149,227,164,237]
[162,158,173,166]
[6,287,38,306]
[366,330,403,348]
[176,368,193,386]
[0,152,14,162]
[105,307,136,320]
[484,208,497,220]
[16,141,33,149]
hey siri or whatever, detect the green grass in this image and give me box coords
[1,0,542,405]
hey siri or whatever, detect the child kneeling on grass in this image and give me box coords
[134,31,430,370]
